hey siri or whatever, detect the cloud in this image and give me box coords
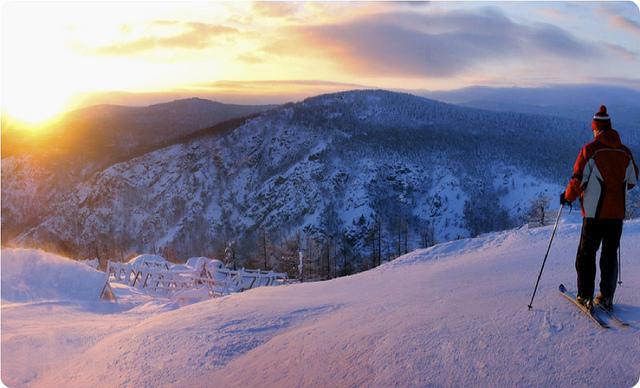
[609,14,640,36]
[73,79,374,107]
[90,21,238,55]
[251,2,300,18]
[591,77,640,90]
[598,3,640,36]
[600,43,637,61]
[266,8,602,78]
[186,79,373,102]
[237,52,265,64]
[534,7,566,21]
[527,23,593,57]
[196,79,370,91]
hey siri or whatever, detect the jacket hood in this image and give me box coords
[595,129,622,147]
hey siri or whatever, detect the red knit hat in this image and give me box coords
[592,105,612,132]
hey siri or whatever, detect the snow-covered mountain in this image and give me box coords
[1,99,273,244]
[7,89,606,272]
[2,217,639,386]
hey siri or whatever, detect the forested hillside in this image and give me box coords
[7,90,629,278]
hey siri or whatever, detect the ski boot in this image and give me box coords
[576,295,594,312]
[595,293,613,312]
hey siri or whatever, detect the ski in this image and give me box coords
[558,284,610,329]
[595,304,630,327]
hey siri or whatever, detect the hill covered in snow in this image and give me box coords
[1,98,274,243]
[7,90,608,272]
[2,216,639,387]
[1,249,107,303]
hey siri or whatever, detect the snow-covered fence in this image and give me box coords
[107,258,217,296]
[213,267,290,292]
[105,255,291,298]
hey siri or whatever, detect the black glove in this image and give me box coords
[560,192,570,206]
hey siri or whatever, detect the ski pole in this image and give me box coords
[618,246,622,286]
[528,204,564,310]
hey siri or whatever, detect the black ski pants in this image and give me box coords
[575,218,623,300]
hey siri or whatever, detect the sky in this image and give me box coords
[1,1,640,123]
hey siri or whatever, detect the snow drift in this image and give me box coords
[1,248,107,303]
[2,218,640,387]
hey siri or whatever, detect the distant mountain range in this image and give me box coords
[7,89,636,276]
[418,84,640,146]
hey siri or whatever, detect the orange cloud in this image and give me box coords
[194,79,370,96]
[70,79,374,107]
[89,21,238,55]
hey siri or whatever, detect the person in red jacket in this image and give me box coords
[560,105,638,311]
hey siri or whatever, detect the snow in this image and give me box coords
[492,164,564,219]
[169,288,213,306]
[79,258,100,270]
[1,249,107,303]
[421,168,469,241]
[2,218,640,387]
[185,256,212,269]
[126,254,169,269]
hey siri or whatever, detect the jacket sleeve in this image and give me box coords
[627,150,638,190]
[564,146,589,202]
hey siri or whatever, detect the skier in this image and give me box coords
[560,105,638,311]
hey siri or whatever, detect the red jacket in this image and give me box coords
[565,129,638,219]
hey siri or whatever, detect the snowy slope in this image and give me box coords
[2,217,639,387]
[1,249,107,303]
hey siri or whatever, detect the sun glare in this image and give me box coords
[1,2,242,125]
[3,90,71,126]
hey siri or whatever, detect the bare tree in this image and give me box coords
[526,195,551,227]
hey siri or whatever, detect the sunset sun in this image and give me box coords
[3,85,73,125]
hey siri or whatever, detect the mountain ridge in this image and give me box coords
[416,84,640,145]
[8,89,615,275]
[1,98,276,244]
